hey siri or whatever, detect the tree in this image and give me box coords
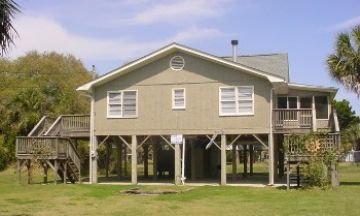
[332,99,360,130]
[0,0,20,55]
[327,25,360,96]
[0,51,93,170]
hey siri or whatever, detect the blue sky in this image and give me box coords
[8,0,360,114]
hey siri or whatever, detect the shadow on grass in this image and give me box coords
[340,182,360,186]
[275,185,303,190]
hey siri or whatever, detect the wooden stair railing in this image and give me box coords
[44,115,90,137]
[16,137,81,183]
[27,116,56,137]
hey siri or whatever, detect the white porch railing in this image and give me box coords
[273,108,313,129]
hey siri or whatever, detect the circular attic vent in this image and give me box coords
[170,56,185,71]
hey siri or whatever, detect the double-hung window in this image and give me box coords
[219,86,254,116]
[172,88,186,109]
[107,90,137,118]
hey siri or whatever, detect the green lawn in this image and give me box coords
[0,163,360,216]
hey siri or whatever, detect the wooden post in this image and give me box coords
[312,96,317,131]
[79,161,82,184]
[191,141,196,181]
[116,143,122,179]
[17,160,22,184]
[279,140,285,178]
[286,161,290,190]
[152,143,158,180]
[243,145,248,178]
[105,142,110,178]
[220,134,227,185]
[43,162,48,184]
[27,160,32,184]
[131,135,137,184]
[268,133,275,185]
[124,145,128,177]
[331,162,339,187]
[64,161,67,184]
[90,136,98,184]
[296,164,300,187]
[54,160,59,185]
[143,144,149,178]
[175,143,181,185]
[250,144,254,176]
[232,143,237,181]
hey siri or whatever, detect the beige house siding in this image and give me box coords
[94,51,272,135]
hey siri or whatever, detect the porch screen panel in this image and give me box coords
[315,96,328,119]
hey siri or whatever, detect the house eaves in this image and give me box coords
[288,83,338,93]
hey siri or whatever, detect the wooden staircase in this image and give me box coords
[16,115,90,184]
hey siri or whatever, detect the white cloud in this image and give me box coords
[327,16,360,32]
[7,16,226,61]
[122,0,231,25]
[167,26,227,43]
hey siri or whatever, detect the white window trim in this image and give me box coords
[219,86,254,116]
[107,90,138,119]
[172,88,186,110]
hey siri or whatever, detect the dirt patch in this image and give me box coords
[120,187,192,195]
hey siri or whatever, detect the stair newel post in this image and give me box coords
[64,161,67,184]
[26,160,32,184]
[17,160,21,184]
[79,159,82,184]
[56,138,59,158]
[54,160,59,185]
[43,162,48,184]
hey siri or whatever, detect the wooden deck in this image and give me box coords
[16,115,89,184]
[44,115,90,138]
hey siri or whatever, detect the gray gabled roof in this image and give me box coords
[223,53,289,82]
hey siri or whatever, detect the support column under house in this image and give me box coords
[220,134,227,185]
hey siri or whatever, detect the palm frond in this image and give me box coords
[327,25,360,97]
[0,0,20,56]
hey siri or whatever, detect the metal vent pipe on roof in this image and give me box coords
[231,40,238,62]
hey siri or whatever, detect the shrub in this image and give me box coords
[303,159,330,188]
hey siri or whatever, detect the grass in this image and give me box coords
[0,163,360,216]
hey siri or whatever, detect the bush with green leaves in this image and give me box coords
[303,159,330,188]
[284,132,338,188]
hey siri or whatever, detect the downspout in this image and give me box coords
[269,87,274,185]
[181,138,186,185]
[79,90,96,184]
